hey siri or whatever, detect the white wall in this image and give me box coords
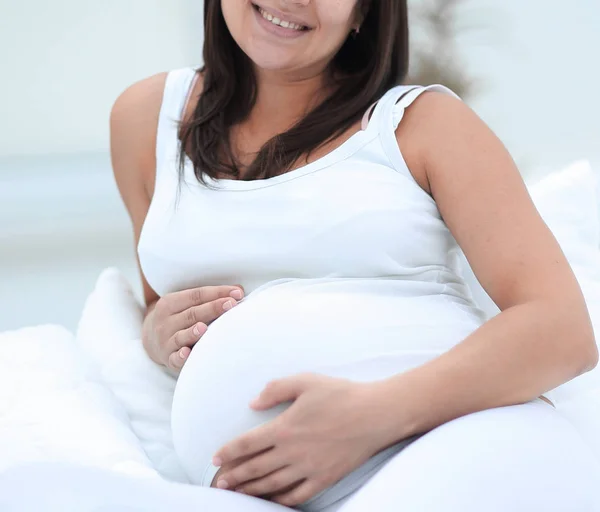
[460,0,600,174]
[0,0,204,156]
[0,2,205,331]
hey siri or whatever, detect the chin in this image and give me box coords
[244,43,299,72]
[250,56,296,72]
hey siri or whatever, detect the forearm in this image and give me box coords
[373,299,597,444]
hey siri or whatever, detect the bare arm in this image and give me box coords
[375,91,598,443]
[110,72,168,363]
[110,72,167,309]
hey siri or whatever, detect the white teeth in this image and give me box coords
[258,7,305,31]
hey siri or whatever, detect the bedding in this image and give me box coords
[0,324,157,478]
[76,268,188,482]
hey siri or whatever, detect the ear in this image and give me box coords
[351,1,363,27]
[355,0,372,24]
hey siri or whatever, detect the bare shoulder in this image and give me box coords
[399,89,468,134]
[110,72,169,196]
[111,72,169,120]
[394,90,472,196]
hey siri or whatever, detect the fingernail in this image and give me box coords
[217,479,229,489]
[193,323,206,337]
[179,349,188,359]
[236,489,246,494]
[212,456,222,466]
[223,300,235,311]
[230,289,243,300]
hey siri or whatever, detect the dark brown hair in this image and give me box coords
[178,0,409,185]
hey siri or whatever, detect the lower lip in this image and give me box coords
[252,6,309,39]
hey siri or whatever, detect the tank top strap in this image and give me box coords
[363,86,410,126]
[388,84,461,130]
[372,83,461,181]
[156,67,199,172]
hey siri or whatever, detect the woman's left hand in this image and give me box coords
[211,373,395,507]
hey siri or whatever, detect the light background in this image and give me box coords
[0,0,598,331]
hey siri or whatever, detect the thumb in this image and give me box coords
[250,374,313,410]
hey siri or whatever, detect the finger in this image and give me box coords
[250,374,313,410]
[173,297,239,332]
[167,346,191,373]
[235,465,303,498]
[213,422,277,467]
[270,479,324,508]
[167,285,244,313]
[216,449,286,490]
[168,322,208,354]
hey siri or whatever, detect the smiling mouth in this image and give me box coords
[251,3,311,32]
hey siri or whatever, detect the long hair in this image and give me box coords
[178,0,409,185]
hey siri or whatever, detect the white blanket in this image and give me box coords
[76,268,188,482]
[0,324,157,479]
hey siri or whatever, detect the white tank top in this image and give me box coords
[150,67,490,493]
[139,66,486,324]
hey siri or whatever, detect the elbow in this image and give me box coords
[579,306,599,373]
[580,336,599,374]
[572,329,599,376]
[555,297,599,376]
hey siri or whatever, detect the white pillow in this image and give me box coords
[0,324,156,477]
[76,268,188,483]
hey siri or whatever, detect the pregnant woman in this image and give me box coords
[4,0,598,511]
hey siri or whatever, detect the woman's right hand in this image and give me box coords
[142,285,245,372]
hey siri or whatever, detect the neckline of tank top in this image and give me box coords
[178,88,399,192]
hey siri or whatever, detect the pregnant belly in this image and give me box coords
[171,283,482,487]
